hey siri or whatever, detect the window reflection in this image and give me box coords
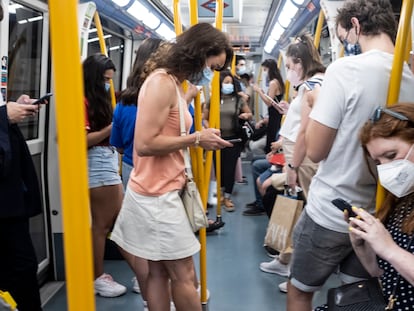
[8,1,43,140]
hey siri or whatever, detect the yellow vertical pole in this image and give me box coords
[189,0,199,26]
[93,12,115,108]
[405,27,412,63]
[173,0,183,35]
[313,10,324,48]
[376,0,414,211]
[49,1,95,311]
[230,55,236,76]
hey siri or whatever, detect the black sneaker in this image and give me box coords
[242,206,265,216]
[245,201,258,208]
[263,245,279,258]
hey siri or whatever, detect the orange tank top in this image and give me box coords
[128,70,193,196]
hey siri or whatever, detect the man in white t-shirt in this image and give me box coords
[286,0,414,310]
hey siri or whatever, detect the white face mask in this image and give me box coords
[377,145,414,198]
[286,69,301,88]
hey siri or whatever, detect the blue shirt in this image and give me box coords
[110,102,137,166]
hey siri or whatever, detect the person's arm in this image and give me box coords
[350,208,414,285]
[110,104,124,154]
[87,123,112,148]
[184,82,200,105]
[305,119,336,163]
[253,80,280,107]
[286,87,319,189]
[135,73,231,156]
[238,102,252,121]
[6,96,40,123]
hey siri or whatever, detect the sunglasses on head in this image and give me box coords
[370,106,412,124]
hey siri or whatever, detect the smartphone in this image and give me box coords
[226,138,242,143]
[32,92,53,105]
[331,198,357,218]
[263,93,280,106]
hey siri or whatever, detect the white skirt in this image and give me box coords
[110,187,200,261]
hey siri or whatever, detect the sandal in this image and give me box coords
[223,198,235,212]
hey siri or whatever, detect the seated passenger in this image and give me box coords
[316,103,414,310]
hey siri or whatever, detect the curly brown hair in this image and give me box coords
[336,0,397,43]
[359,103,414,232]
[139,23,233,88]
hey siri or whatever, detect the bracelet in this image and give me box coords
[194,131,201,147]
[288,163,296,170]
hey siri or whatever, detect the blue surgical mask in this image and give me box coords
[342,28,362,56]
[188,66,214,86]
[237,66,246,76]
[343,40,362,56]
[104,82,111,92]
[221,83,234,95]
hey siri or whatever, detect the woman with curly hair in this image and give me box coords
[110,23,233,310]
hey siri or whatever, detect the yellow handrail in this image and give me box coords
[314,10,325,48]
[93,12,115,109]
[173,0,183,35]
[310,9,323,112]
[377,0,414,211]
[49,1,95,310]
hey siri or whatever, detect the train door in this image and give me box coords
[2,0,51,283]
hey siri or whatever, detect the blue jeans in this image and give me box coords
[251,156,271,208]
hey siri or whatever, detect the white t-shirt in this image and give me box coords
[307,49,414,233]
[279,84,305,142]
[279,74,324,142]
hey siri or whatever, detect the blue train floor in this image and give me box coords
[43,161,341,311]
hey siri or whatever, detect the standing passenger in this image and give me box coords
[204,70,252,211]
[287,0,414,310]
[111,38,164,302]
[110,23,233,311]
[83,54,127,297]
[0,95,43,311]
[252,59,285,154]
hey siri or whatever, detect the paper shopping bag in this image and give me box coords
[264,195,303,253]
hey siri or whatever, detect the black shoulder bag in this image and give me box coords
[327,235,414,311]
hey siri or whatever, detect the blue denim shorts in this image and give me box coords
[87,146,122,188]
[289,210,370,292]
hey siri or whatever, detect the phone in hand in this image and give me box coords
[32,92,53,105]
[226,138,242,144]
[331,198,357,218]
[263,93,280,107]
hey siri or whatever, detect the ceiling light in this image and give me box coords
[127,1,148,21]
[156,23,176,40]
[264,37,277,54]
[111,0,131,7]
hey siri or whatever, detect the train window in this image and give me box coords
[7,1,44,140]
[87,21,124,92]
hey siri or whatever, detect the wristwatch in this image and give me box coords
[288,163,296,170]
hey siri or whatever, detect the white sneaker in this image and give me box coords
[132,276,141,294]
[170,301,176,311]
[259,259,289,277]
[94,273,127,297]
[278,281,288,293]
[143,300,149,311]
[197,285,210,301]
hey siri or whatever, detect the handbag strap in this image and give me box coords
[177,85,194,180]
[386,233,414,309]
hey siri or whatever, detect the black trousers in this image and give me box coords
[220,140,242,195]
[0,218,42,311]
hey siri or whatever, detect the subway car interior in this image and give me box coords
[0,0,412,310]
